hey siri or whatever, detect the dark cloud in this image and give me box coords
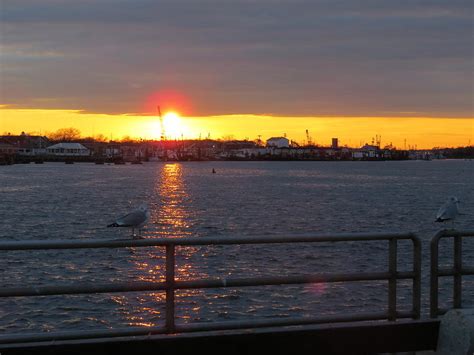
[1,0,473,116]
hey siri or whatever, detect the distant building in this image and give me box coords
[105,144,122,158]
[222,140,257,150]
[81,141,108,158]
[361,144,379,158]
[0,143,18,156]
[219,147,269,159]
[46,143,90,156]
[332,138,338,149]
[352,150,365,159]
[266,137,290,148]
[0,133,50,156]
[361,144,379,150]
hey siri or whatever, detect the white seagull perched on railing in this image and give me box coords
[108,203,150,238]
[435,196,460,226]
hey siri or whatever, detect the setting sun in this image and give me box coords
[162,111,182,139]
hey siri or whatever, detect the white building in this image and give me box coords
[17,147,47,156]
[46,143,90,156]
[266,137,290,148]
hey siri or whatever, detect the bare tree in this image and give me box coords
[47,128,82,141]
[93,134,108,142]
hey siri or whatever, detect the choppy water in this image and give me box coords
[0,160,473,333]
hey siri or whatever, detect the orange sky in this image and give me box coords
[0,107,472,149]
[0,106,474,148]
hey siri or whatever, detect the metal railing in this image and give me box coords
[0,232,421,344]
[430,229,474,318]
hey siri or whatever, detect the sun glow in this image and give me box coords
[162,112,183,139]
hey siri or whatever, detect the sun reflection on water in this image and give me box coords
[111,163,207,328]
[154,163,193,237]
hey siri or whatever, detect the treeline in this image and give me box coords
[44,128,237,144]
[46,128,137,143]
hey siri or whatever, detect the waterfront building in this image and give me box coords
[0,133,50,156]
[360,144,380,158]
[46,143,90,156]
[0,143,18,156]
[266,137,290,148]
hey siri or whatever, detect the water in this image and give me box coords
[0,160,473,333]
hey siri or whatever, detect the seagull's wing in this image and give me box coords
[115,210,147,227]
[436,201,458,221]
[436,204,447,220]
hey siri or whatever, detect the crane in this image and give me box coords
[157,106,166,141]
[375,134,381,148]
[305,129,312,146]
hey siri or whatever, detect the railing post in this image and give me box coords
[453,235,462,309]
[388,237,397,321]
[430,232,441,318]
[411,235,421,319]
[165,244,176,333]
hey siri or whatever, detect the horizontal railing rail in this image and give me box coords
[0,232,421,344]
[430,229,474,318]
[0,232,418,250]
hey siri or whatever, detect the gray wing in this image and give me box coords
[115,210,147,227]
[436,201,458,221]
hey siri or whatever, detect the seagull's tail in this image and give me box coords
[107,222,120,227]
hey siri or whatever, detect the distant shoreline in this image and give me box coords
[1,156,472,166]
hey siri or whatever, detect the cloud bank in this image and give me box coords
[1,0,473,116]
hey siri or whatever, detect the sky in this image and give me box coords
[0,0,473,147]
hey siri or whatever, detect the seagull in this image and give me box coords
[108,204,150,238]
[435,196,460,226]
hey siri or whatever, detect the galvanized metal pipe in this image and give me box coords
[176,272,415,289]
[0,325,167,345]
[0,311,415,346]
[0,232,418,251]
[453,235,462,308]
[437,267,474,276]
[412,235,422,319]
[388,238,397,321]
[0,281,167,297]
[165,244,175,333]
[0,271,415,298]
[434,230,474,238]
[430,231,442,318]
[0,230,429,341]
[430,231,474,318]
[177,311,416,334]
